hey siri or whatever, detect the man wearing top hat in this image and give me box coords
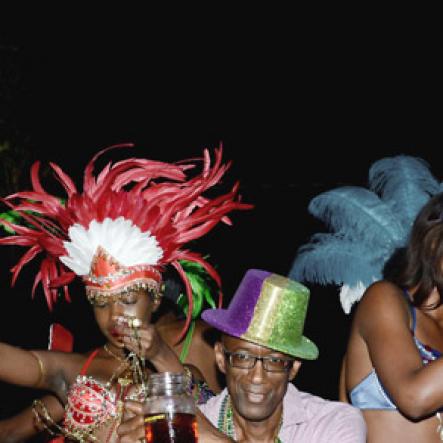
[118,269,366,442]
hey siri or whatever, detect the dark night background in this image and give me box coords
[0,5,441,435]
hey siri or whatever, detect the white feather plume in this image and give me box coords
[339,282,371,314]
[60,216,163,276]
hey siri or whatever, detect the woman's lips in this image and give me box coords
[109,328,121,338]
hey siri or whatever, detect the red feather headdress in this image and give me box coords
[0,143,252,341]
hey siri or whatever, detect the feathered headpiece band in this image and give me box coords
[0,143,252,341]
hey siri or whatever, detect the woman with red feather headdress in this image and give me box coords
[0,143,251,442]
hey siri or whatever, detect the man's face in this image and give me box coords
[215,335,301,422]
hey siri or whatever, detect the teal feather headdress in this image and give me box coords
[290,155,442,313]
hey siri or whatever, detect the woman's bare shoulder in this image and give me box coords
[359,280,405,307]
[355,280,410,327]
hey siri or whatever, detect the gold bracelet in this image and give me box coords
[31,400,45,432]
[29,351,46,388]
[32,399,60,436]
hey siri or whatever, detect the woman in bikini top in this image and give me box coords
[342,193,443,442]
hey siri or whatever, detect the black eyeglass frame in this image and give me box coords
[222,347,294,373]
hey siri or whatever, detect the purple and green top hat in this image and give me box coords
[202,269,319,360]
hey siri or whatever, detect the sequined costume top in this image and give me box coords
[62,349,130,442]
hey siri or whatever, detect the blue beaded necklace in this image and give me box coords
[217,394,283,442]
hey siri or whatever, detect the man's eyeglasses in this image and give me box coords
[222,348,294,372]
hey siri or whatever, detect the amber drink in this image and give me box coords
[143,372,198,443]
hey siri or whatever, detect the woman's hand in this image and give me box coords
[117,320,162,361]
[115,318,183,372]
[117,400,145,442]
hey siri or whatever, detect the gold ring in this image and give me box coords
[127,317,142,329]
[132,318,142,328]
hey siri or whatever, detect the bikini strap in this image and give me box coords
[80,348,101,376]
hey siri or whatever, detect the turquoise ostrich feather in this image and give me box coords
[308,186,406,247]
[290,155,440,313]
[294,233,384,286]
[369,156,440,230]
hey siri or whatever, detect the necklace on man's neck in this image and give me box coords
[217,394,283,443]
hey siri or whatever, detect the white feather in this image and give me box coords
[60,217,163,276]
[339,282,368,314]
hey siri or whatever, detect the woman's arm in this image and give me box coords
[338,355,349,403]
[0,394,65,443]
[356,281,443,418]
[0,343,48,389]
[0,342,85,400]
[157,319,223,393]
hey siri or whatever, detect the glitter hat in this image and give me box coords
[202,269,319,360]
